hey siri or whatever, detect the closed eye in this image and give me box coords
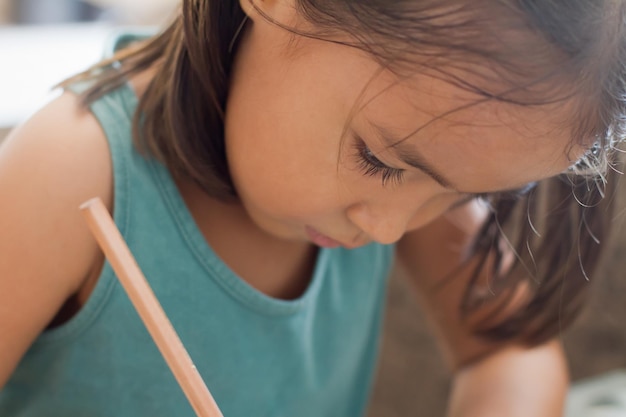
[353,136,405,187]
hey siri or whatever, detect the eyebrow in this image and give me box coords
[368,121,459,191]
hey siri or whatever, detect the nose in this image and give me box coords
[346,202,413,245]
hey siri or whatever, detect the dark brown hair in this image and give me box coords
[63,0,626,345]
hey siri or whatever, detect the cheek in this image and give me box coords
[226,122,348,221]
[228,146,344,221]
[406,192,466,231]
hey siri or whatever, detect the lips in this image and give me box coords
[305,226,344,249]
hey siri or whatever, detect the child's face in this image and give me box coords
[224,8,584,248]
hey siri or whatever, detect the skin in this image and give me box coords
[225,1,571,415]
[223,0,582,251]
[0,0,575,414]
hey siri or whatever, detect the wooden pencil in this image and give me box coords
[80,197,224,417]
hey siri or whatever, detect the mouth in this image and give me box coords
[305,226,347,249]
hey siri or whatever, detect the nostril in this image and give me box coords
[362,219,407,245]
[349,230,367,246]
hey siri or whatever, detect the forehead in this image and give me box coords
[352,67,584,193]
[262,20,587,193]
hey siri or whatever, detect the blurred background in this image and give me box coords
[1,1,626,416]
[0,0,176,131]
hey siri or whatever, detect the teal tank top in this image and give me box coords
[0,81,394,416]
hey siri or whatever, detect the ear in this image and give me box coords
[238,0,297,24]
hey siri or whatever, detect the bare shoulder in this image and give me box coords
[397,200,503,368]
[0,90,113,387]
[397,200,531,368]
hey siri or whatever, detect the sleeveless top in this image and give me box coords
[0,80,395,416]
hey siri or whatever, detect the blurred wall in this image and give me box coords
[0,0,178,25]
[0,0,177,128]
[0,1,10,24]
[12,0,101,24]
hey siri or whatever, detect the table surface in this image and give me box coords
[566,370,626,417]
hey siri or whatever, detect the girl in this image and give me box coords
[0,0,623,416]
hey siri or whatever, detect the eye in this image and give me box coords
[353,137,405,187]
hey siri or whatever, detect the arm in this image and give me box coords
[0,92,112,387]
[447,340,567,417]
[397,199,569,416]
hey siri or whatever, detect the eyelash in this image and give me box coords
[353,138,405,187]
